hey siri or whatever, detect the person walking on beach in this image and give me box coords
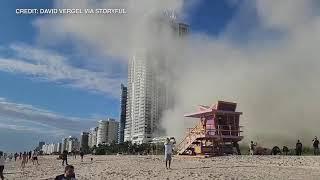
[62,150,68,166]
[21,152,27,169]
[313,137,319,155]
[80,151,84,162]
[28,151,32,161]
[296,140,303,156]
[32,150,40,165]
[19,152,22,160]
[73,150,77,159]
[14,153,18,161]
[249,141,257,155]
[164,138,173,169]
[0,151,5,180]
[55,165,77,180]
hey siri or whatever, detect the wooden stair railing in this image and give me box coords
[176,122,205,154]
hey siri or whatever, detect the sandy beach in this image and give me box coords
[2,155,320,179]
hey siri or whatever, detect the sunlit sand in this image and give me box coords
[3,155,320,179]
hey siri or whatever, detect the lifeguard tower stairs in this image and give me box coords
[177,101,243,156]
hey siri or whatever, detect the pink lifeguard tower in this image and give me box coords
[177,101,243,156]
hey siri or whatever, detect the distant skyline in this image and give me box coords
[0,0,237,152]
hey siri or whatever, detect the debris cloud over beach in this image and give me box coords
[36,0,320,146]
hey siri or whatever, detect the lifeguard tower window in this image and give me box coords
[217,101,236,111]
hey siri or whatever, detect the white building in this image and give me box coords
[88,127,98,148]
[66,136,80,153]
[124,17,188,144]
[61,137,68,153]
[42,143,61,154]
[96,119,119,145]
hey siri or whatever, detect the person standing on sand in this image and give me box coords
[55,165,77,180]
[312,137,319,155]
[249,141,257,155]
[14,153,18,161]
[282,146,289,155]
[296,140,303,156]
[0,151,5,180]
[32,150,40,165]
[80,151,84,162]
[21,152,27,170]
[28,151,32,162]
[164,138,173,169]
[62,150,68,166]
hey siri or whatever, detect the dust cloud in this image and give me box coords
[36,0,320,147]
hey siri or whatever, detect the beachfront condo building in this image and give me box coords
[96,119,119,145]
[80,132,89,152]
[88,127,98,148]
[124,15,189,144]
[118,84,127,144]
[61,136,80,153]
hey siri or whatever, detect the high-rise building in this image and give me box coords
[88,127,98,148]
[96,119,119,145]
[97,120,108,145]
[37,141,45,151]
[80,132,89,152]
[124,16,189,144]
[67,136,80,153]
[61,137,68,153]
[118,84,127,144]
[41,143,61,154]
[108,119,119,143]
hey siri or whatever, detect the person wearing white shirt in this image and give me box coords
[164,138,173,169]
[0,151,5,180]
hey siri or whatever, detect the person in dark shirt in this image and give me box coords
[28,151,32,160]
[80,151,84,162]
[296,140,303,156]
[14,153,18,161]
[313,137,319,155]
[55,165,77,180]
[282,146,289,155]
[62,150,68,166]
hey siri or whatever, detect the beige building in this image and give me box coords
[96,118,119,145]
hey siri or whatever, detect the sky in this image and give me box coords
[2,0,320,152]
[0,0,238,151]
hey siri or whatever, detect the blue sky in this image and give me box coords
[0,0,240,152]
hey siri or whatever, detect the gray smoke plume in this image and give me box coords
[36,0,320,147]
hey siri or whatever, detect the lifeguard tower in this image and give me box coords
[177,101,243,156]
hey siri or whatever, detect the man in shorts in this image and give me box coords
[32,150,40,165]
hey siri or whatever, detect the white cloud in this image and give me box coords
[0,97,96,136]
[0,44,124,97]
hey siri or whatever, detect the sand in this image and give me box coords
[3,155,320,179]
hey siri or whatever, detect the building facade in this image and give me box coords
[61,137,68,153]
[118,84,127,144]
[36,141,45,151]
[67,136,80,153]
[60,136,80,153]
[80,132,89,152]
[96,119,119,145]
[124,17,189,144]
[88,127,98,148]
[42,143,61,154]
